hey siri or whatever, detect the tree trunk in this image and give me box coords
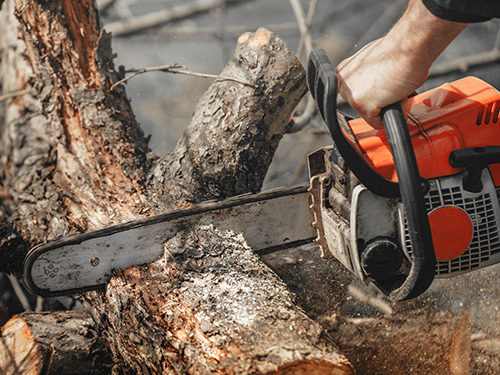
[0,0,155,269]
[0,0,354,373]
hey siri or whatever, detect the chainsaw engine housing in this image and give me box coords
[308,77,500,290]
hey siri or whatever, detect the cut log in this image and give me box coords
[149,27,308,208]
[334,301,471,375]
[0,310,112,375]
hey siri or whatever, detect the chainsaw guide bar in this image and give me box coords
[24,185,316,297]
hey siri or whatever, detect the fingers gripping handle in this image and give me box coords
[307,49,400,199]
[307,49,436,301]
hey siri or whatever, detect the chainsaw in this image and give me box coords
[23,49,500,301]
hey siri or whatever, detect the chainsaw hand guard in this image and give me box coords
[307,49,436,301]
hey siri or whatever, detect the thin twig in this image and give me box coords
[494,25,500,50]
[289,0,313,59]
[296,0,318,60]
[35,296,44,312]
[0,88,35,102]
[7,274,31,311]
[168,69,258,88]
[40,344,55,375]
[110,64,258,91]
[110,63,184,90]
[287,94,317,133]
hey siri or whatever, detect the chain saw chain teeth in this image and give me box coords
[308,174,332,259]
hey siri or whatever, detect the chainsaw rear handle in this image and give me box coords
[307,49,436,301]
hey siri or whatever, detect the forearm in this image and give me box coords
[390,0,467,75]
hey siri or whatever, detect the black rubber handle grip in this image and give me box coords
[307,49,436,301]
[381,104,436,301]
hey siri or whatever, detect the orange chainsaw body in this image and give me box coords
[308,48,500,300]
[343,76,500,267]
[347,77,500,185]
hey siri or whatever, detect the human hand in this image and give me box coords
[335,0,467,129]
[336,37,428,129]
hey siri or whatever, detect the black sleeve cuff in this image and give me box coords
[422,0,491,23]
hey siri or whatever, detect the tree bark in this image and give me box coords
[84,226,354,374]
[0,0,354,373]
[0,0,155,270]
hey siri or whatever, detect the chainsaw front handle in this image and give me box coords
[307,49,436,301]
[381,104,436,301]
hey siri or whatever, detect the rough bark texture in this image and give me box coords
[0,0,354,373]
[0,0,155,272]
[149,29,307,208]
[0,311,112,375]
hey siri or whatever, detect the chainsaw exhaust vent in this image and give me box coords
[476,101,500,125]
[401,171,500,277]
